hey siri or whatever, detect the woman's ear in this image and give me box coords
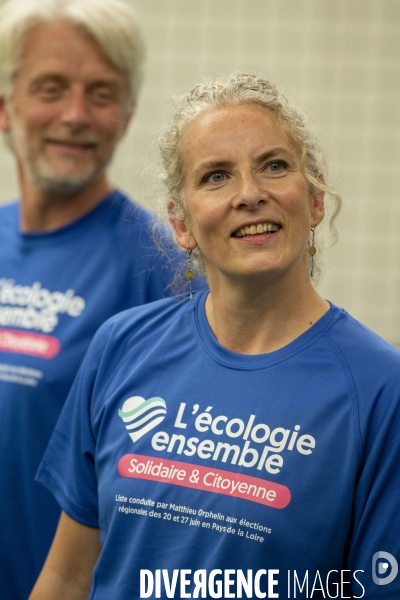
[168,200,197,250]
[310,175,325,226]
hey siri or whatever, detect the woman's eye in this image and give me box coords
[266,161,286,173]
[204,171,226,184]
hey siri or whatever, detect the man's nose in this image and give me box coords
[61,88,91,129]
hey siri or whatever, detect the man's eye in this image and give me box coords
[204,171,226,184]
[92,89,113,104]
[39,84,61,97]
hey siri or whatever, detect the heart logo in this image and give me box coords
[118,396,166,443]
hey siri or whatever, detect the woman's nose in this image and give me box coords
[233,171,267,209]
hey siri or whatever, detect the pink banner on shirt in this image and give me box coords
[0,329,60,358]
[118,454,291,509]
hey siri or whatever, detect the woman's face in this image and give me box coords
[171,103,324,286]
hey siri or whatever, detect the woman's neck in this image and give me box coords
[204,271,330,355]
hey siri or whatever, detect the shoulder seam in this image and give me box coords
[323,331,363,472]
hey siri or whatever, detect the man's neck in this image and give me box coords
[18,172,113,233]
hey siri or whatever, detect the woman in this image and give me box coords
[31,74,400,599]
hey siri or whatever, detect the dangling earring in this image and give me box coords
[308,227,316,277]
[185,248,195,300]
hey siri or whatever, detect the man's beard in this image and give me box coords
[10,114,109,195]
[27,154,107,195]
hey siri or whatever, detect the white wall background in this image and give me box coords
[0,0,399,347]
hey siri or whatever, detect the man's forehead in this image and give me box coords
[17,21,124,82]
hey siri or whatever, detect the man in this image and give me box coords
[0,1,180,598]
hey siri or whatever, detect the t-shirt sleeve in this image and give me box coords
[35,327,109,528]
[347,363,400,598]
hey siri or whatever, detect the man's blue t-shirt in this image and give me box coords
[38,291,400,599]
[0,190,182,600]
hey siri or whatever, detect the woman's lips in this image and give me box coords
[232,222,281,238]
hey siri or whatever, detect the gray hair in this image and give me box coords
[158,73,342,282]
[0,0,145,103]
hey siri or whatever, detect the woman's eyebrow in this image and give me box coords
[191,159,234,179]
[253,147,295,164]
[192,147,295,178]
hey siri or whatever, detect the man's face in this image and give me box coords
[0,22,132,194]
